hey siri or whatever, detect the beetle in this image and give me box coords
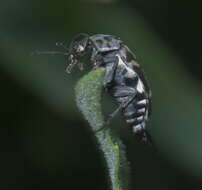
[35,33,152,143]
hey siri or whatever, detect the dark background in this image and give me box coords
[1,0,202,189]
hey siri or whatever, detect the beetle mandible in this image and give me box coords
[36,33,152,143]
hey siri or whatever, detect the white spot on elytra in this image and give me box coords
[145,110,149,120]
[138,99,147,105]
[133,124,142,133]
[138,108,145,113]
[126,118,136,124]
[142,122,146,129]
[137,115,144,121]
[137,79,144,93]
[116,55,137,78]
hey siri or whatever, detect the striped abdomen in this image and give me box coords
[122,94,150,134]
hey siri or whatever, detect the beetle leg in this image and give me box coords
[95,125,108,133]
[95,96,131,133]
[106,104,122,125]
[106,92,137,125]
[103,56,119,89]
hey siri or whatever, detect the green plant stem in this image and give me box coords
[75,68,130,190]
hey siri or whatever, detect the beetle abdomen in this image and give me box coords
[123,96,149,133]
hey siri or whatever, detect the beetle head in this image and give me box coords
[66,33,89,73]
[32,33,89,73]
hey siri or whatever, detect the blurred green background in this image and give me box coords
[1,0,202,189]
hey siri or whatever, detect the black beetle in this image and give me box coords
[35,33,152,143]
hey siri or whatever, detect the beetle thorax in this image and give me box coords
[89,34,122,53]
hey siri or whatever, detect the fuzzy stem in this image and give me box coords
[75,68,130,190]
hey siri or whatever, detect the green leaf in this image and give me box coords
[75,68,130,190]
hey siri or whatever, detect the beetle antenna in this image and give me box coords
[56,41,69,50]
[31,50,69,56]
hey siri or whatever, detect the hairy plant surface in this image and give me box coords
[75,68,130,190]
